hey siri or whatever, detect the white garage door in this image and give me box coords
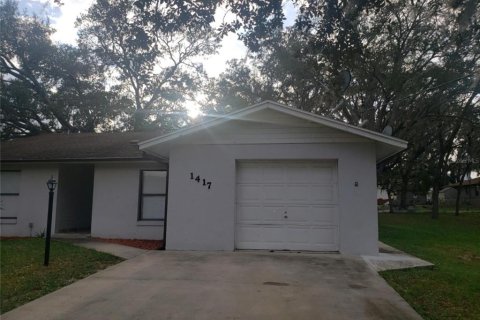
[235,161,339,251]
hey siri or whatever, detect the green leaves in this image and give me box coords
[206,0,479,214]
[0,1,136,138]
[76,0,221,131]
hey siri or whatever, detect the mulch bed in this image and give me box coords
[1,236,163,250]
[92,238,163,250]
[0,237,30,240]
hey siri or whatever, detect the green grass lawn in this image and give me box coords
[0,238,122,314]
[379,210,480,320]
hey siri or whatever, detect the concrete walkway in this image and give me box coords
[362,242,434,272]
[3,251,422,320]
[63,239,149,259]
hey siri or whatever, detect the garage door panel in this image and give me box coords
[260,226,287,243]
[237,205,284,223]
[237,241,286,250]
[310,185,336,202]
[262,165,285,183]
[285,164,311,183]
[286,205,337,225]
[237,165,263,183]
[286,185,312,201]
[282,226,338,250]
[286,226,310,244]
[309,227,338,248]
[284,205,310,223]
[237,185,262,201]
[236,205,263,223]
[286,226,338,251]
[284,185,336,203]
[236,225,285,249]
[310,166,335,183]
[262,206,285,222]
[236,226,263,243]
[263,185,285,201]
[310,206,338,224]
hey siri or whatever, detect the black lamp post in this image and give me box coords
[44,176,57,266]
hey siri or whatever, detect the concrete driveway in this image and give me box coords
[3,251,422,320]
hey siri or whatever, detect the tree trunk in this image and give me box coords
[455,164,470,216]
[431,156,446,219]
[431,183,440,219]
[454,187,462,216]
[133,109,144,132]
[387,189,394,213]
[399,176,409,209]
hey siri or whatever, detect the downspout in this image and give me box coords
[162,164,169,250]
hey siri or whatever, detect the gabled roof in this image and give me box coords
[447,177,480,188]
[1,130,165,162]
[139,101,408,162]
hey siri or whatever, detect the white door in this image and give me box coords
[235,161,339,251]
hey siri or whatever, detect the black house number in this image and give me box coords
[190,172,212,189]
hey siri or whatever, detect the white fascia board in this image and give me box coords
[376,145,407,163]
[139,100,408,151]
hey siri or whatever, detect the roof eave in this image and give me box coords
[0,156,164,163]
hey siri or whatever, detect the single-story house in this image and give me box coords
[1,101,407,255]
[392,192,429,207]
[440,177,480,207]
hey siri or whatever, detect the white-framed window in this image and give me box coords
[138,170,167,221]
[1,170,20,225]
[0,171,20,196]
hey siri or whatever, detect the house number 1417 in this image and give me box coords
[190,172,212,189]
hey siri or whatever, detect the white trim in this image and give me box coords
[139,100,408,151]
[136,220,164,227]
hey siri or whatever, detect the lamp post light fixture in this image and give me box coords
[44,176,57,266]
[46,177,57,192]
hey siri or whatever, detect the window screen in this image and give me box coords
[139,170,167,220]
[1,171,20,195]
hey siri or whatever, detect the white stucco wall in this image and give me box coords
[1,161,166,240]
[90,162,166,240]
[166,142,378,255]
[1,165,58,237]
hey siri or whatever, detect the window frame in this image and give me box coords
[0,170,21,196]
[137,169,168,221]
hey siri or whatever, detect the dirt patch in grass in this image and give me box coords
[92,238,163,250]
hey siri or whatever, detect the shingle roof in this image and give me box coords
[448,177,480,188]
[1,131,164,162]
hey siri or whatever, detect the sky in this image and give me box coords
[17,0,297,117]
[18,0,297,78]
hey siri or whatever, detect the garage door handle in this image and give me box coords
[284,215,288,219]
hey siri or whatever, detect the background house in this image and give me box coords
[440,177,480,207]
